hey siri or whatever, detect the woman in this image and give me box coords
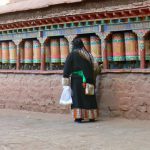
[62,38,99,123]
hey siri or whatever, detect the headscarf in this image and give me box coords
[72,38,94,65]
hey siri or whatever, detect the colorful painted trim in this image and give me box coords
[72,108,99,120]
[125,38,137,41]
[145,55,150,60]
[113,56,125,61]
[46,58,51,63]
[2,60,9,63]
[9,59,16,63]
[90,41,101,45]
[33,59,41,63]
[125,56,138,61]
[24,59,33,63]
[107,56,113,61]
[112,39,124,43]
[51,58,61,63]
[60,58,66,63]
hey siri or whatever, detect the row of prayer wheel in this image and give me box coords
[22,38,69,64]
[1,33,150,65]
[44,38,69,63]
[111,32,138,61]
[0,40,41,64]
[80,32,144,62]
[0,38,70,64]
[0,37,102,64]
[21,40,41,63]
[107,32,149,61]
[0,41,17,63]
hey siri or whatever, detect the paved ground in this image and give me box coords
[0,109,150,150]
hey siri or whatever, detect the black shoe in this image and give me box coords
[74,119,82,123]
[89,119,95,122]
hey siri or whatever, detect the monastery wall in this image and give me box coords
[0,0,145,24]
[0,72,150,119]
[99,73,150,119]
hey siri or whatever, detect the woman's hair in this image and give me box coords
[72,38,85,51]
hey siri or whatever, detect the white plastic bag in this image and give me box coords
[59,86,72,105]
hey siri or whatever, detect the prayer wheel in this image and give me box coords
[60,37,69,63]
[124,32,138,61]
[9,41,17,63]
[19,43,24,63]
[50,38,60,63]
[112,33,125,61]
[45,42,51,63]
[24,40,33,63]
[81,37,90,52]
[33,40,41,63]
[0,43,2,63]
[106,39,113,61]
[90,36,101,62]
[2,42,9,63]
[145,38,150,60]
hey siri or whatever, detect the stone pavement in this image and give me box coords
[0,109,150,150]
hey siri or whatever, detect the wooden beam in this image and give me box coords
[51,18,57,23]
[72,16,78,21]
[73,15,81,20]
[139,8,149,14]
[113,11,123,17]
[104,12,113,18]
[6,25,10,29]
[84,14,93,19]
[44,19,49,24]
[96,13,105,19]
[36,20,43,25]
[89,13,97,19]
[57,17,65,22]
[30,21,36,26]
[20,22,26,27]
[1,25,5,30]
[131,9,140,15]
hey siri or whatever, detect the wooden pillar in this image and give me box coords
[101,38,108,69]
[40,42,45,71]
[16,45,20,70]
[138,36,145,69]
[97,32,110,69]
[133,30,149,69]
[38,37,47,71]
[14,40,21,70]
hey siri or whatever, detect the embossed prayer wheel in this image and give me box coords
[90,36,101,62]
[2,42,9,63]
[33,40,41,63]
[60,37,69,63]
[45,42,51,63]
[112,33,125,61]
[0,43,2,63]
[9,41,17,64]
[50,38,60,63]
[106,39,113,61]
[124,32,138,61]
[19,42,24,63]
[81,37,90,52]
[24,40,33,63]
[145,37,150,60]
